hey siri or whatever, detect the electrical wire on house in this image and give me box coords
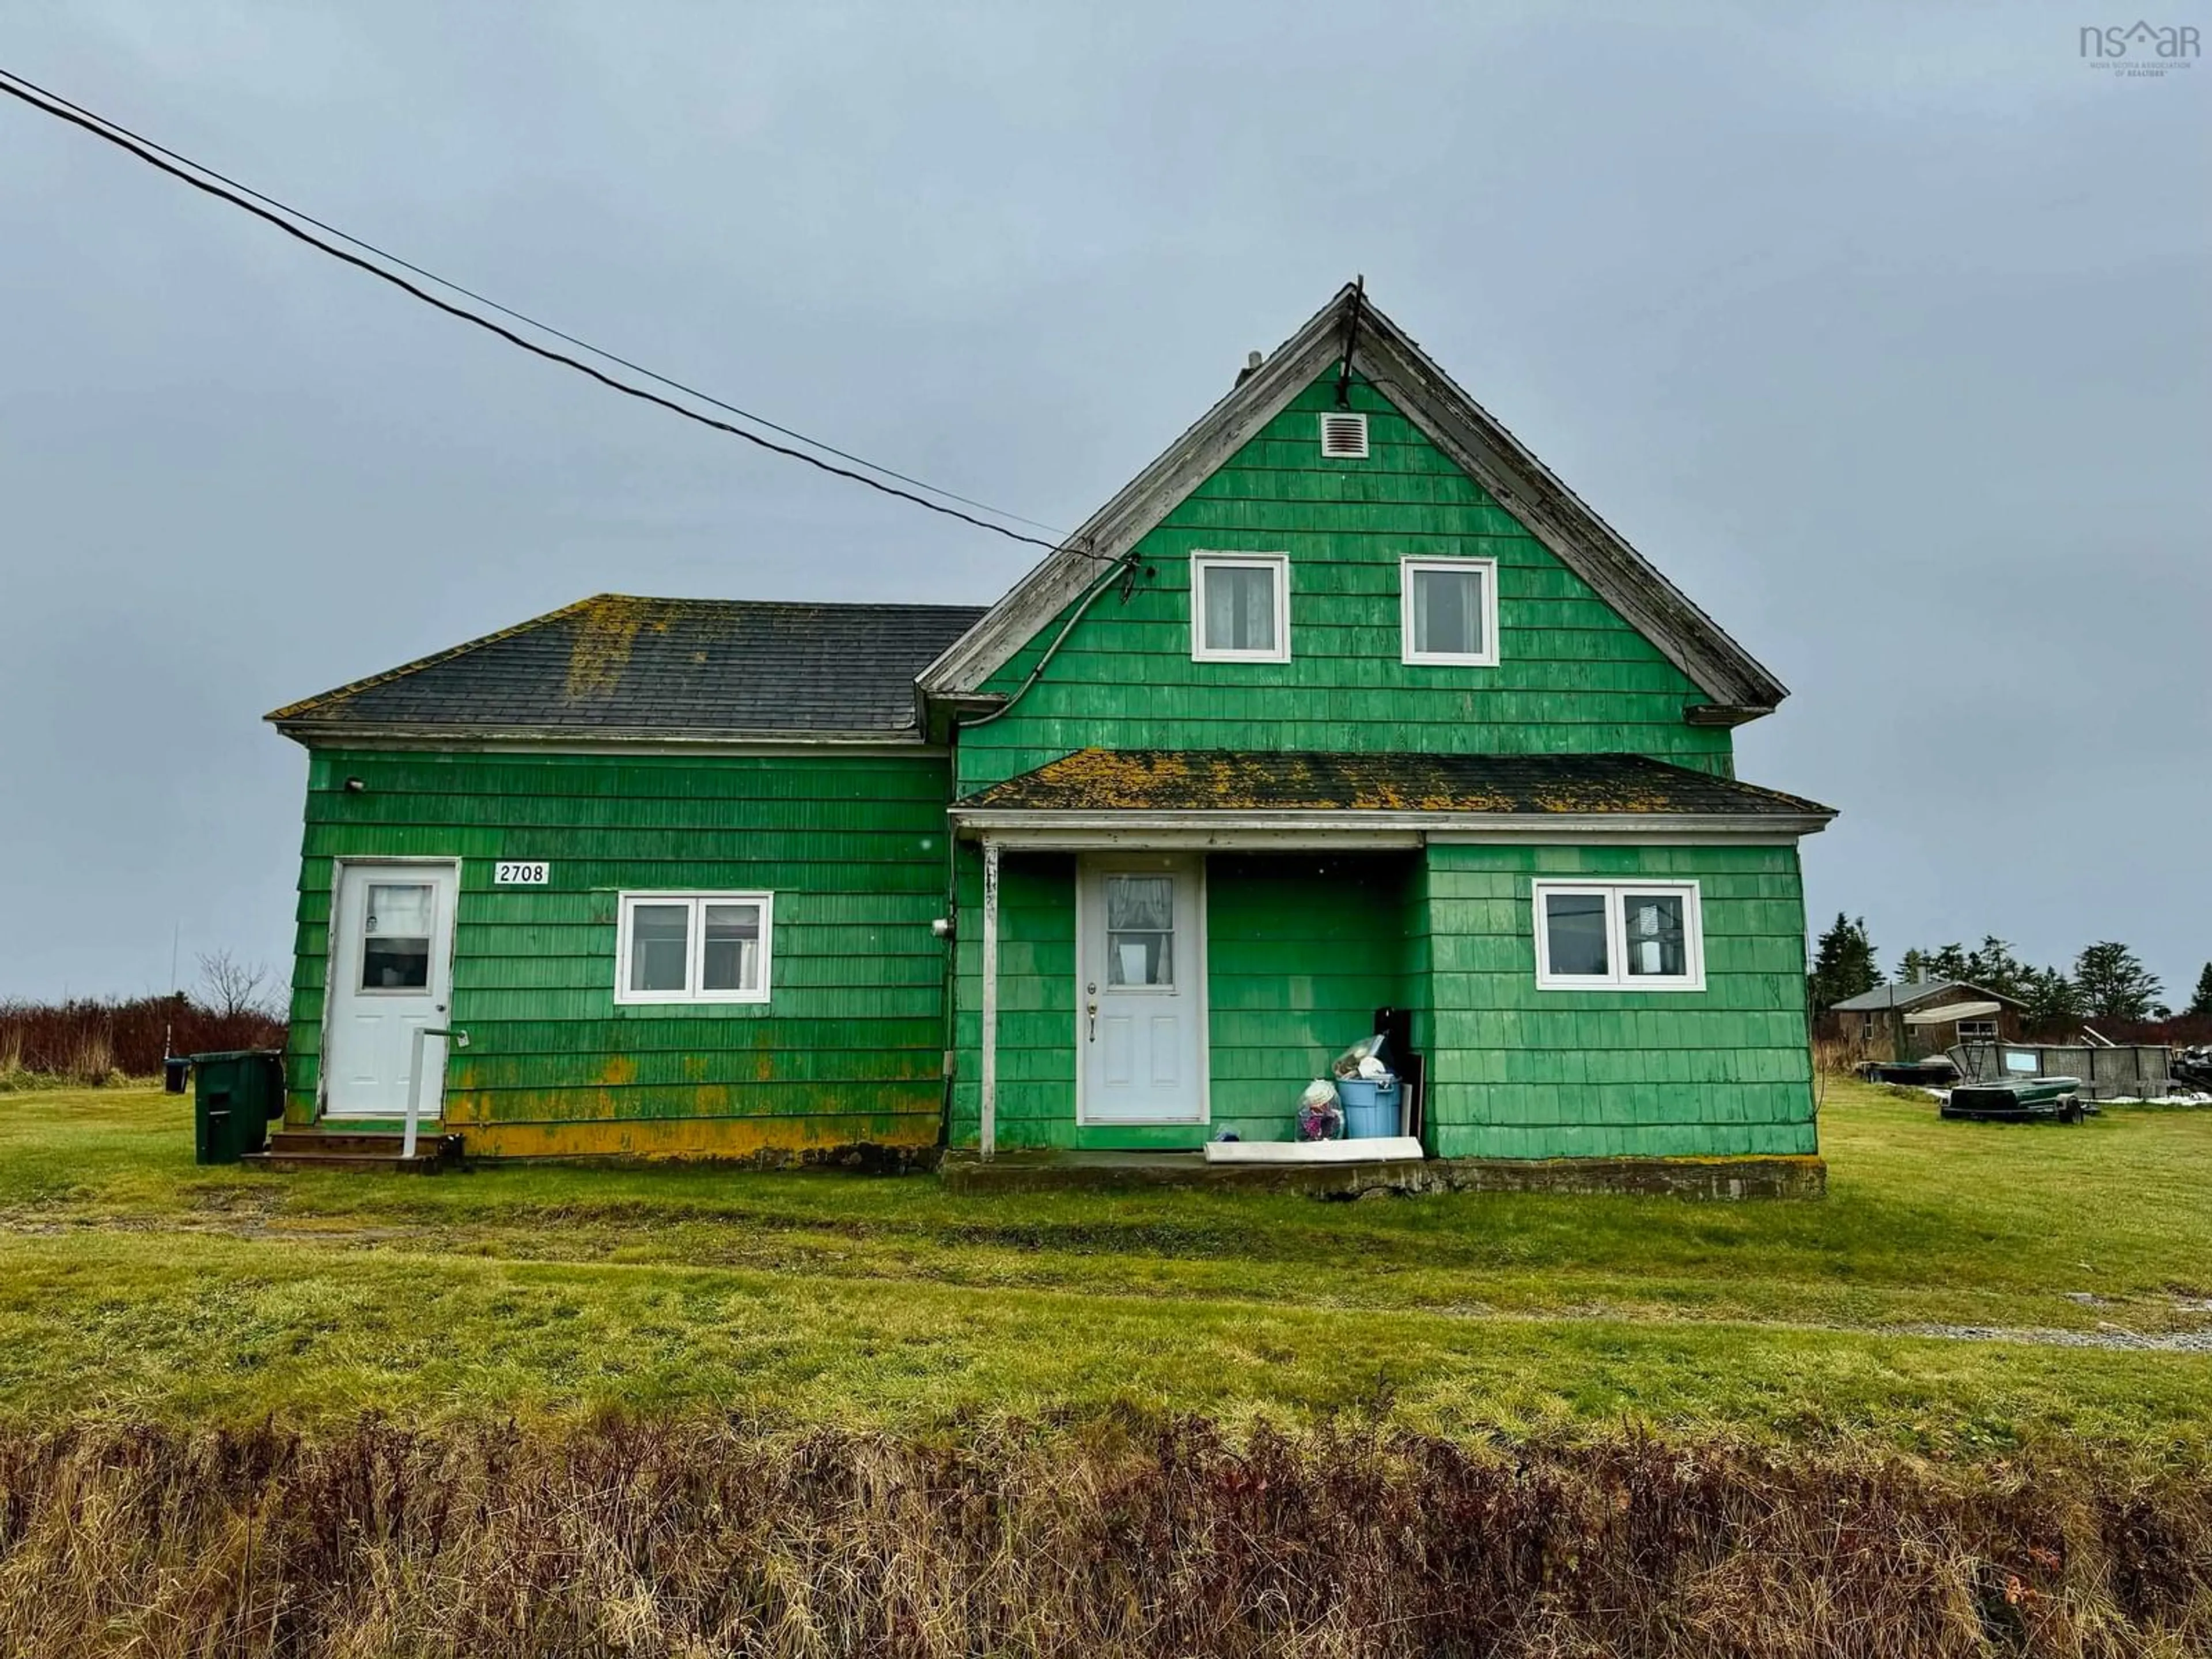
[956,549,1138,729]
[0,67,1101,556]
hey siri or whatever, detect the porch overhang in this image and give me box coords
[951,748,1836,851]
[957,749,1836,1164]
[949,806,1832,850]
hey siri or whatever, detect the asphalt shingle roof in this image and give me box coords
[963,749,1834,817]
[269,594,987,738]
[1828,979,2022,1012]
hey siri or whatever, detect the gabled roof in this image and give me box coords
[268,594,987,744]
[965,749,1833,820]
[1829,979,2026,1013]
[920,283,1789,720]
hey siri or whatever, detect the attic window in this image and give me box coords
[1319,411,1369,459]
[1191,552,1290,664]
[1401,557,1499,668]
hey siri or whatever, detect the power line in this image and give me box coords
[1,66,1066,541]
[0,67,1092,557]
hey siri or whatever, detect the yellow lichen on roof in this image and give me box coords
[563,596,650,702]
[971,747,1828,818]
[1527,785,1677,813]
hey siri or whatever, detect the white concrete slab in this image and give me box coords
[1202,1137,1425,1165]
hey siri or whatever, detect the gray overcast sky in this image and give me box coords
[2,2,2206,1003]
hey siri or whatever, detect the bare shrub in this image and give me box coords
[0,992,285,1080]
[196,948,285,1024]
[1813,1035,1862,1076]
[0,1418,2203,1657]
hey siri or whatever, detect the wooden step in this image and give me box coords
[245,1131,463,1173]
[268,1131,425,1156]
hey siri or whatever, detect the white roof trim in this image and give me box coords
[275,721,938,753]
[950,807,1830,848]
[919,284,1787,714]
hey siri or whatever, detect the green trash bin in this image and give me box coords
[191,1050,285,1165]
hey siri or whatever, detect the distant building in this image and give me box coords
[1825,979,2027,1061]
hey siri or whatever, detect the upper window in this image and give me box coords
[1191,552,1290,663]
[615,891,772,1005]
[1401,557,1499,666]
[1532,880,1705,991]
[1956,1018,1997,1043]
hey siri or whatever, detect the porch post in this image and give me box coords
[980,837,1001,1161]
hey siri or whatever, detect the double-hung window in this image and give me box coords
[1955,1018,1997,1044]
[1532,880,1705,991]
[1401,556,1498,666]
[615,891,772,1005]
[1190,552,1289,662]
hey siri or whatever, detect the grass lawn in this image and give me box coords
[2,1077,2209,1456]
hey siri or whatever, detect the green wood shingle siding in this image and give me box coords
[287,749,952,1149]
[1205,854,1415,1132]
[956,373,1730,795]
[1422,843,1816,1159]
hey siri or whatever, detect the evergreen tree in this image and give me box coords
[2020,966,2082,1033]
[1922,942,1972,983]
[2187,963,2212,1020]
[2072,941,2165,1023]
[1895,946,1931,986]
[1808,914,1880,1009]
[1962,936,2032,1002]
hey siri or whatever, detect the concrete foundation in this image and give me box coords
[940,1150,1825,1200]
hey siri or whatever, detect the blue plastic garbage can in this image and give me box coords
[1336,1077,1400,1138]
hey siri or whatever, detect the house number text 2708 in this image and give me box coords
[495,861,551,885]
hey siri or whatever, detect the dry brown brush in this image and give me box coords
[0,994,283,1085]
[0,1418,2206,1657]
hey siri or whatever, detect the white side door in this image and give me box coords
[1078,856,1206,1124]
[324,861,459,1118]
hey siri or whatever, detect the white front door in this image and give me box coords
[1078,856,1206,1124]
[324,861,459,1118]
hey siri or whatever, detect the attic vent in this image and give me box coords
[1319,411,1369,459]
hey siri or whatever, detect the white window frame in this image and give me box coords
[1532,879,1705,992]
[1955,1017,1997,1043]
[1190,552,1291,664]
[613,890,774,1006]
[1400,556,1500,667]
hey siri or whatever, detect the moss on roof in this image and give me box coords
[965,749,1834,817]
[269,594,988,738]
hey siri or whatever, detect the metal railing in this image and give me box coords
[403,1025,469,1161]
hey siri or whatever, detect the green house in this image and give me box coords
[267,287,1834,1179]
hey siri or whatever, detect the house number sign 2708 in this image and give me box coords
[495,861,551,885]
